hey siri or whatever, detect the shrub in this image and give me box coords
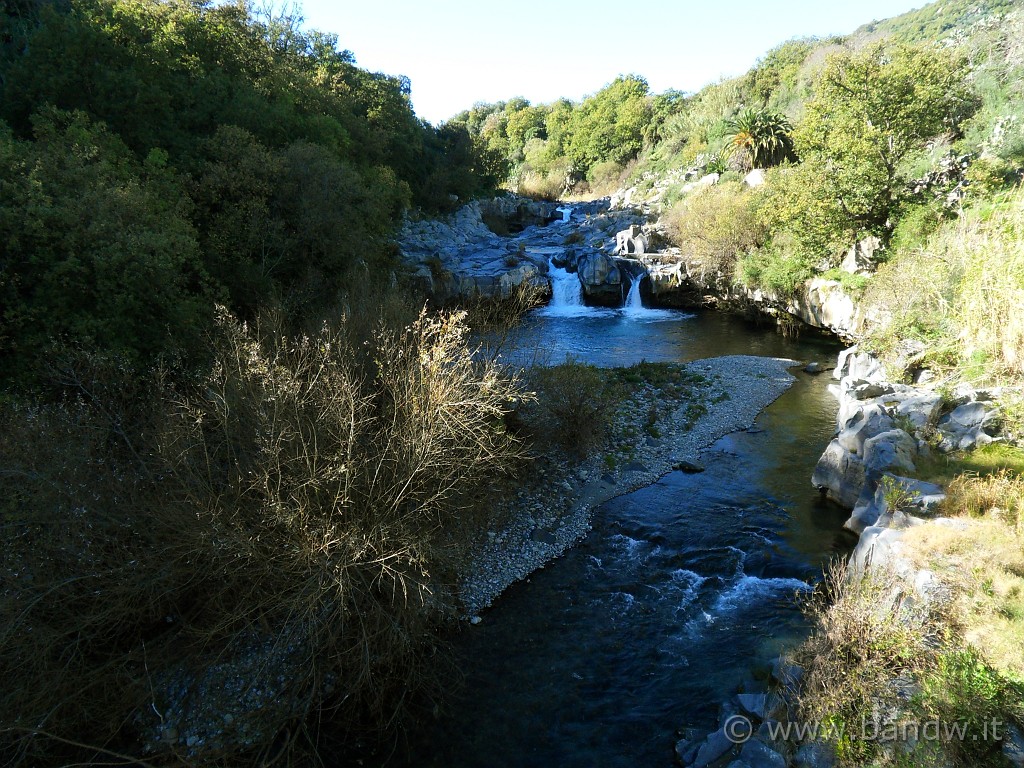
[661,181,767,276]
[585,159,626,194]
[796,562,931,765]
[889,201,950,254]
[0,303,528,765]
[955,196,1024,378]
[516,164,568,200]
[735,242,815,297]
[527,358,622,457]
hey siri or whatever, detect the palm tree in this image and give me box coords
[726,108,796,169]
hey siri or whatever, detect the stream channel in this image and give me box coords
[385,211,856,767]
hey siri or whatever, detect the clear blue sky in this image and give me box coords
[298,0,929,124]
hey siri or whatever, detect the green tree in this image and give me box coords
[0,110,211,374]
[726,107,795,168]
[564,75,652,176]
[743,38,819,107]
[790,41,978,248]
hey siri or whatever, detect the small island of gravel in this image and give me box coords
[460,354,801,614]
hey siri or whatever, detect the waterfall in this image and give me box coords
[548,262,584,308]
[555,205,572,224]
[624,275,644,313]
[538,258,598,317]
[620,271,676,320]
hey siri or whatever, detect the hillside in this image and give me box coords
[2,1,1024,766]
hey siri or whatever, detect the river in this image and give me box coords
[367,279,856,766]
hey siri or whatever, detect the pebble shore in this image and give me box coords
[460,354,802,615]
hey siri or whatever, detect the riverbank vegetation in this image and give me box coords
[796,447,1024,767]
[0,296,533,765]
[0,0,514,763]
[6,0,1024,763]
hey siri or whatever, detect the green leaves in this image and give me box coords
[0,109,211,375]
[794,41,978,239]
[725,107,795,169]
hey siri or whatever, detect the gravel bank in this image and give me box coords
[460,354,801,615]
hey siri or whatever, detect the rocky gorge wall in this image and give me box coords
[397,191,885,343]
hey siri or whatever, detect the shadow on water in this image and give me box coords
[371,310,855,767]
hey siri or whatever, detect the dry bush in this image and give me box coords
[955,196,1024,378]
[945,470,1024,525]
[585,160,629,196]
[0,304,528,765]
[795,561,936,764]
[865,188,1024,379]
[524,358,622,457]
[902,497,1024,683]
[0,361,203,766]
[660,181,767,277]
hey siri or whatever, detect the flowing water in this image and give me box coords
[372,215,854,766]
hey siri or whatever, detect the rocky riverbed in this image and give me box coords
[460,354,804,615]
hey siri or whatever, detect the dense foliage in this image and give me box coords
[451,75,654,197]
[0,0,500,378]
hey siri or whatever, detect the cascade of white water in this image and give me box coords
[555,205,572,224]
[624,275,644,313]
[547,261,584,309]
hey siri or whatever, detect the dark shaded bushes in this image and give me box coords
[0,304,526,765]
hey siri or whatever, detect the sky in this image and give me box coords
[298,0,929,124]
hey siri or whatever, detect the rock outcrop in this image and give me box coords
[815,346,999,532]
[812,346,1002,532]
[576,251,624,305]
[398,196,557,303]
[614,224,648,255]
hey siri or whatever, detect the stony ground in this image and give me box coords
[459,354,802,615]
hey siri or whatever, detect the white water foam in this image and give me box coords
[712,576,811,613]
[536,261,600,318]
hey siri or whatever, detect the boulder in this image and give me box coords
[675,729,706,765]
[834,347,884,383]
[680,172,720,196]
[692,728,737,768]
[738,740,786,768]
[850,525,906,575]
[936,400,1000,452]
[794,741,836,768]
[736,693,769,720]
[577,252,623,306]
[770,658,804,689]
[744,169,766,188]
[615,224,648,255]
[1003,723,1024,768]
[846,483,887,534]
[894,392,943,430]
[812,440,866,509]
[837,405,894,455]
[946,401,994,430]
[862,429,917,476]
[840,236,883,275]
[849,380,897,401]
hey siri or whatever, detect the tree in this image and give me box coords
[790,41,978,248]
[0,109,211,373]
[743,38,819,107]
[726,107,795,169]
[563,75,652,176]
